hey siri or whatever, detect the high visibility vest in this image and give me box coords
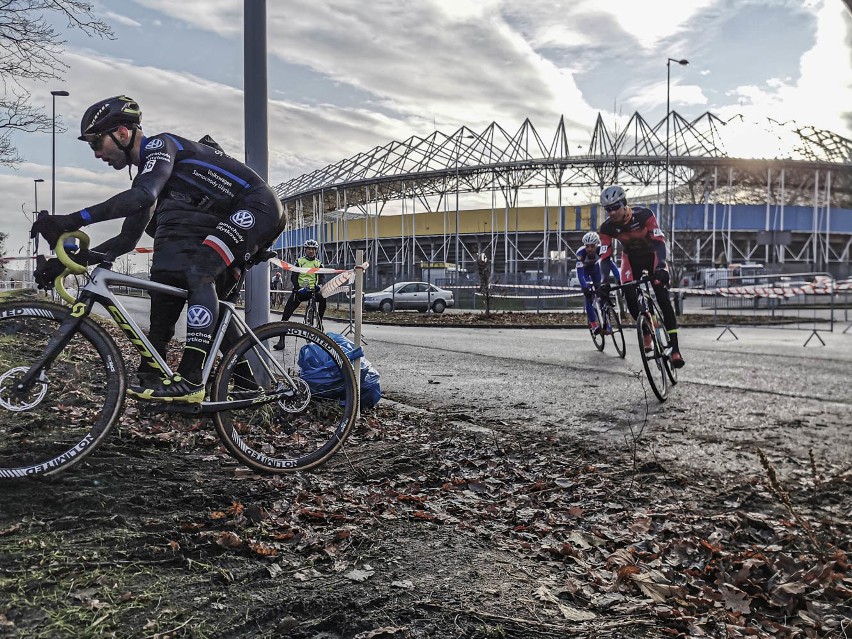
[296,256,322,288]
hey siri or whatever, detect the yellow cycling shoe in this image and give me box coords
[127,374,205,404]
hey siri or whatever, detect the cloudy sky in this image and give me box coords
[2,0,850,266]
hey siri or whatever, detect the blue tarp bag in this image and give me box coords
[298,332,382,409]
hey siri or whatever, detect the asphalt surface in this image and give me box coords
[111,295,852,479]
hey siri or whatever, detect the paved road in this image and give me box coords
[113,295,851,479]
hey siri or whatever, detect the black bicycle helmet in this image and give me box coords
[78,96,142,140]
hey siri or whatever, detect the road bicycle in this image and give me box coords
[610,273,678,402]
[586,286,626,358]
[0,232,358,479]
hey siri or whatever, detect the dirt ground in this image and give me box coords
[0,310,850,639]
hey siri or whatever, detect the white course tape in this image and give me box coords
[671,281,843,298]
[271,258,369,276]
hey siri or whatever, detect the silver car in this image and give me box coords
[363,281,454,313]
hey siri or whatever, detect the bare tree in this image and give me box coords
[0,1,113,166]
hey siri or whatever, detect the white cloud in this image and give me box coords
[713,1,852,137]
[102,11,142,28]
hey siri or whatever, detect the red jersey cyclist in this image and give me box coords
[597,185,685,368]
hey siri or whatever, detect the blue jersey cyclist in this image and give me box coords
[575,231,620,334]
[31,95,285,402]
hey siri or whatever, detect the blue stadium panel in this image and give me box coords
[671,204,852,232]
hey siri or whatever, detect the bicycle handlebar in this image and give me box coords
[603,272,654,292]
[53,232,114,305]
[55,231,91,274]
[52,232,89,304]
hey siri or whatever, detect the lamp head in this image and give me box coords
[34,178,45,183]
[51,90,70,97]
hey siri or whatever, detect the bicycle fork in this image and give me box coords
[13,299,94,397]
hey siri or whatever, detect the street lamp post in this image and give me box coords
[664,58,688,240]
[51,90,70,216]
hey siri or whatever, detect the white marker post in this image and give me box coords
[354,249,364,418]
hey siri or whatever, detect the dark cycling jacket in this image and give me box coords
[77,133,271,256]
[598,206,667,272]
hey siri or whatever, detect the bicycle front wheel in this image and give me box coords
[637,314,667,402]
[212,321,358,473]
[0,301,126,478]
[604,304,626,358]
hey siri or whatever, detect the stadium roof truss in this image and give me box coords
[273,111,852,272]
[275,111,852,213]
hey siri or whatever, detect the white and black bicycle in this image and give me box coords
[0,232,358,479]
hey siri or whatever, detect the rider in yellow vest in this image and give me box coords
[274,240,326,347]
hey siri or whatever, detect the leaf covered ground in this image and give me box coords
[0,396,849,638]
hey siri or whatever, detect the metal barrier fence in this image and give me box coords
[673,272,852,345]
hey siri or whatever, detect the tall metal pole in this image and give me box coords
[243,0,270,328]
[50,90,69,216]
[664,58,687,241]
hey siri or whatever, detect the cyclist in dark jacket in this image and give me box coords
[597,185,685,368]
[31,95,285,402]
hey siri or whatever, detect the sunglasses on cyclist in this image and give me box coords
[85,130,115,152]
[604,203,624,213]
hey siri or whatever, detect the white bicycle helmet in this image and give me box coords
[600,185,627,208]
[582,231,600,246]
[304,239,319,249]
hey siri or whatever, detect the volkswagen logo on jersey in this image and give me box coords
[230,210,255,229]
[187,305,213,329]
[145,138,164,150]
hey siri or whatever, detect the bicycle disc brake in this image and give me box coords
[277,377,310,413]
[0,367,49,412]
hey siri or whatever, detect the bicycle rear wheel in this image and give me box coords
[212,321,358,473]
[0,301,126,478]
[637,314,667,402]
[604,304,626,358]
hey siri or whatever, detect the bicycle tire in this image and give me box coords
[652,308,678,386]
[604,304,626,358]
[665,352,678,386]
[0,301,126,478]
[637,314,668,402]
[212,321,358,473]
[589,298,605,351]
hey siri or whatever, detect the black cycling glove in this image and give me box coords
[30,211,85,249]
[653,268,670,287]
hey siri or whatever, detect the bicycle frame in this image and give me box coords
[29,265,299,414]
[636,281,669,349]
